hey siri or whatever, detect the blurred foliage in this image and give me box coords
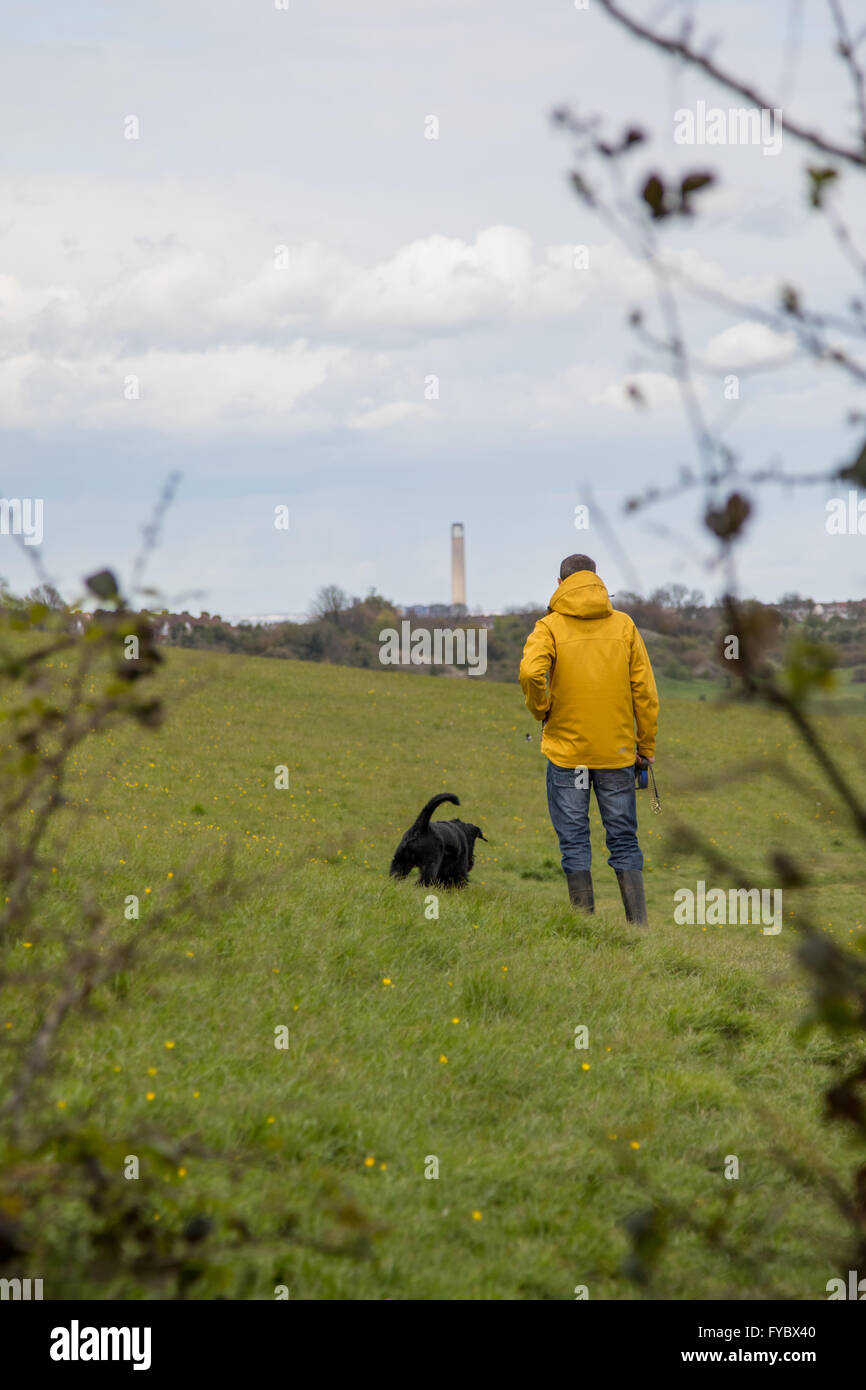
[0,572,377,1297]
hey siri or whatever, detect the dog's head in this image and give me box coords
[461,822,489,867]
[464,823,487,872]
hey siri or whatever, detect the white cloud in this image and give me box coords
[703,321,796,367]
[593,370,686,412]
[347,400,428,430]
[0,173,836,440]
[0,342,347,434]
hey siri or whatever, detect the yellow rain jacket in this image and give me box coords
[519,571,659,769]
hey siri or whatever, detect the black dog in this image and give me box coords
[389,793,487,888]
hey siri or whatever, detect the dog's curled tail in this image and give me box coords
[410,792,459,832]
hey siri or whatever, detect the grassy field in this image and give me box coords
[10,645,866,1299]
[655,666,866,706]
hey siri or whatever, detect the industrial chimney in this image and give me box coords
[451,523,466,612]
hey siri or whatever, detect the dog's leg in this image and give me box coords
[424,849,447,887]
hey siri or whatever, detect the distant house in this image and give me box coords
[812,601,864,619]
[400,605,495,626]
[220,613,306,626]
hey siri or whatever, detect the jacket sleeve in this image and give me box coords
[519,619,555,720]
[629,624,659,757]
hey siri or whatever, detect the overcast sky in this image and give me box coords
[1,0,864,616]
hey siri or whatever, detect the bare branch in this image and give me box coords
[598,0,866,167]
[828,0,866,146]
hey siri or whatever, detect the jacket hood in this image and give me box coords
[548,571,613,620]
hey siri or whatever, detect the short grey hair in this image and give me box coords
[559,553,596,580]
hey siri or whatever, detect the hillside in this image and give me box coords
[147,592,866,701]
[6,644,866,1298]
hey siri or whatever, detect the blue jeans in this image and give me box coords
[545,761,643,873]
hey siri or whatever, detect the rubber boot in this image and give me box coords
[566,870,594,913]
[616,869,647,925]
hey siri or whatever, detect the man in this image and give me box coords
[519,554,659,924]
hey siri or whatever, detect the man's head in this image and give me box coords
[559,553,597,582]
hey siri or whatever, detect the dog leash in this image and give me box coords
[532,724,662,812]
[648,763,661,814]
[636,755,662,814]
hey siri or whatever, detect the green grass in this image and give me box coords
[10,646,866,1299]
[655,667,866,706]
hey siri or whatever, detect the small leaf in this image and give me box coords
[806,165,838,209]
[680,171,714,198]
[704,492,752,541]
[838,436,866,484]
[85,569,119,602]
[569,170,595,206]
[641,173,667,220]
